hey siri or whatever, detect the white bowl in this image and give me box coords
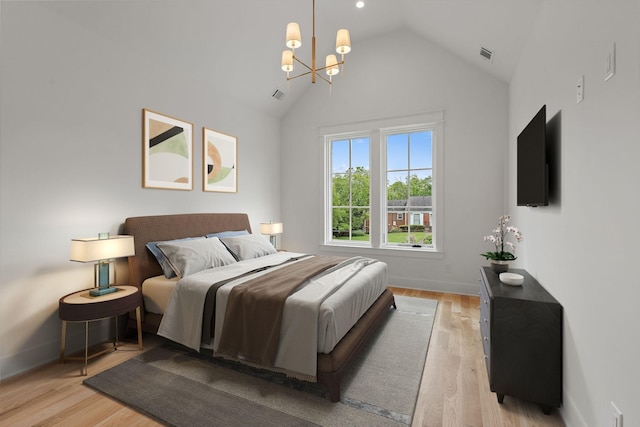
[499,272,524,286]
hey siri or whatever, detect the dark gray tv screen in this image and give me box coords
[517,105,548,207]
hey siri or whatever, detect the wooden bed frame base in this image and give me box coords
[318,289,396,401]
[123,213,396,402]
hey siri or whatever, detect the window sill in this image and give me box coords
[319,243,444,260]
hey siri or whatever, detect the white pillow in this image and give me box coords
[146,236,204,279]
[220,234,277,261]
[157,237,236,277]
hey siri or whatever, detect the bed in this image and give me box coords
[123,213,395,401]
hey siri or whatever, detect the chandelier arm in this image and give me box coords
[286,70,313,81]
[293,56,313,72]
[292,57,345,74]
[316,60,345,73]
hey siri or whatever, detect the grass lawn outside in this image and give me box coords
[334,232,432,244]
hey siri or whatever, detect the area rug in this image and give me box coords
[84,296,437,426]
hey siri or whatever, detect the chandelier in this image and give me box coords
[280,0,351,85]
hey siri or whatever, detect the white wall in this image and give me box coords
[509,1,640,426]
[281,30,510,294]
[0,2,282,379]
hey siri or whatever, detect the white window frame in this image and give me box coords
[321,111,444,256]
[326,133,372,246]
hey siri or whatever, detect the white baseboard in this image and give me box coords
[389,274,479,296]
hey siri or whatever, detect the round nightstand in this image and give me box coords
[59,285,143,375]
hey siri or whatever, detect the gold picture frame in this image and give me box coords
[142,109,194,190]
[203,127,238,193]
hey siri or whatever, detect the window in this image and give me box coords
[330,137,370,243]
[323,111,443,252]
[385,129,432,247]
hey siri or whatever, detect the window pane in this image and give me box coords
[387,171,408,201]
[408,171,432,197]
[332,139,349,173]
[331,208,370,242]
[352,208,370,241]
[409,131,432,169]
[332,208,350,236]
[352,138,370,169]
[351,168,370,206]
[387,133,408,170]
[405,210,432,246]
[332,173,350,206]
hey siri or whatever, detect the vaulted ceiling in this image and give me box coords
[42,0,544,117]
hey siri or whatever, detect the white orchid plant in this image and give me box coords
[481,215,524,261]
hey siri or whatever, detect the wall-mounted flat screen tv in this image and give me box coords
[517,105,548,207]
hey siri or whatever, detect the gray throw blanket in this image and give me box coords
[216,255,346,366]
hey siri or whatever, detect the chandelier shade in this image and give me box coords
[285,23,302,49]
[325,54,339,76]
[281,50,294,72]
[336,29,351,55]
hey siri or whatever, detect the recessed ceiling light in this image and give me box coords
[356,1,365,8]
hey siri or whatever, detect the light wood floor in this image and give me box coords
[391,288,565,427]
[0,289,565,427]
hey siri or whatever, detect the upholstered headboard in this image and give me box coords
[123,213,252,290]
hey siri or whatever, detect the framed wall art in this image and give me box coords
[142,109,194,190]
[203,127,237,193]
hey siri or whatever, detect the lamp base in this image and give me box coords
[89,286,119,297]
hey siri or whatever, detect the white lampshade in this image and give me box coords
[335,29,351,55]
[325,54,339,76]
[70,235,135,262]
[281,50,294,72]
[260,222,283,235]
[285,22,302,49]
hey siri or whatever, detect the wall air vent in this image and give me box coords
[480,46,494,62]
[272,89,285,101]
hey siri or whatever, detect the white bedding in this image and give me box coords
[155,252,388,379]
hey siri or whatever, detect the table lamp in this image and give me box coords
[260,221,283,248]
[70,233,135,296]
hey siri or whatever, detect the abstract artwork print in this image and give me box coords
[203,127,237,193]
[143,109,193,190]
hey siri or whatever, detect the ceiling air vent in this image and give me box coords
[480,46,494,62]
[272,89,285,101]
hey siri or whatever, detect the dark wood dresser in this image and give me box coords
[479,266,563,414]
